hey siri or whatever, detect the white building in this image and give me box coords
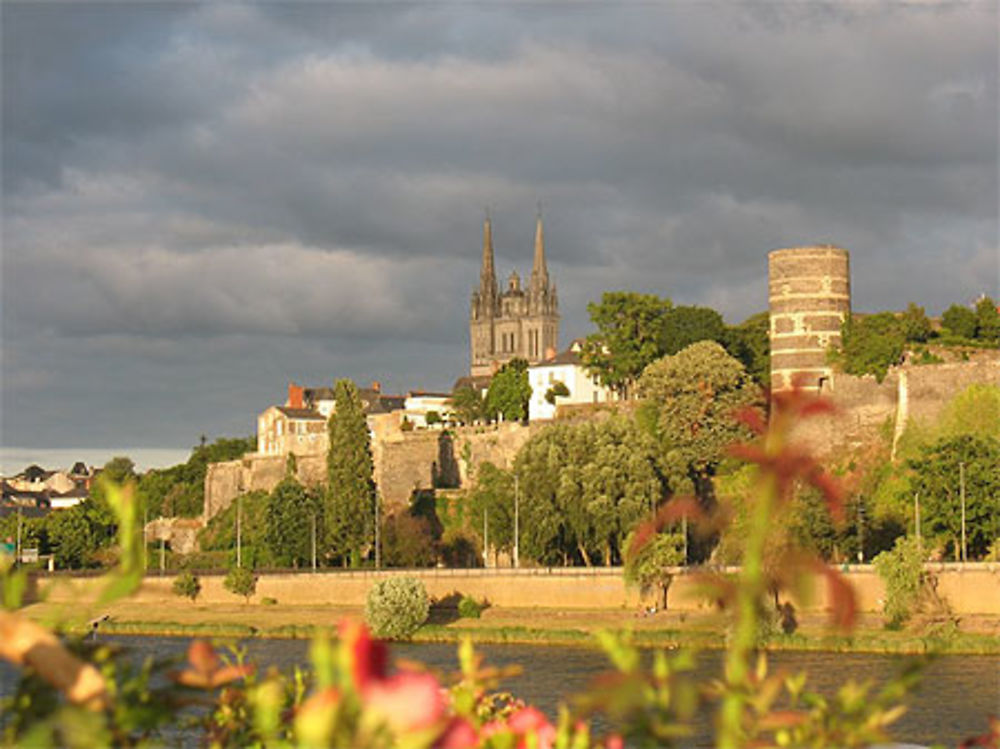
[528,339,619,420]
[403,391,453,428]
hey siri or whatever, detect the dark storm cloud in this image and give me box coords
[1,2,996,454]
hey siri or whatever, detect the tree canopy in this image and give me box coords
[724,311,770,385]
[907,434,1000,560]
[326,379,376,566]
[513,415,664,566]
[581,292,673,397]
[449,385,485,425]
[265,477,320,568]
[941,304,977,339]
[637,341,759,499]
[484,358,532,422]
[659,305,727,356]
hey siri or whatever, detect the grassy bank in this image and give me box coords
[48,606,1000,655]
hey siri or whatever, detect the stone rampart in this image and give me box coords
[43,564,1000,616]
[204,421,537,521]
[793,351,999,457]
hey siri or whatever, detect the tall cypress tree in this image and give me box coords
[325,379,376,566]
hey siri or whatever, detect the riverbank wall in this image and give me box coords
[39,563,1000,616]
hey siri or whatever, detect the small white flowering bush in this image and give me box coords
[364,576,429,639]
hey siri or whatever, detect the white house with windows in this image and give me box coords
[527,339,619,420]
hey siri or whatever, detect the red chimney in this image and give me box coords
[370,381,381,393]
[288,382,304,409]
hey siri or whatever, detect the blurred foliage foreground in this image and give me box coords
[2,391,998,749]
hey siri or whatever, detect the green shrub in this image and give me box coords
[457,595,483,619]
[224,566,257,603]
[873,536,924,629]
[261,596,278,606]
[364,577,429,639]
[172,571,201,602]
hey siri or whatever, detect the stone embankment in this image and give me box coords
[41,563,1000,616]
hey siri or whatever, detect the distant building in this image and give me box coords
[469,212,559,376]
[256,381,406,458]
[527,339,619,420]
[3,462,93,510]
[403,391,453,428]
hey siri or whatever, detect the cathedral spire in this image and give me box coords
[480,211,498,297]
[530,205,549,292]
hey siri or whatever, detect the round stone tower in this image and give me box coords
[768,245,851,391]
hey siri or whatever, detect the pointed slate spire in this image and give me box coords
[480,210,498,300]
[530,204,549,293]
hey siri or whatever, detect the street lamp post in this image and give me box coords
[374,492,381,570]
[236,494,242,569]
[513,473,520,569]
[483,509,489,568]
[311,513,317,573]
[959,461,967,563]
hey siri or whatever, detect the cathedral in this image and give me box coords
[469,213,559,376]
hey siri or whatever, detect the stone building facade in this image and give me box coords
[469,213,559,376]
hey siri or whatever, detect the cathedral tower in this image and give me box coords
[469,211,559,377]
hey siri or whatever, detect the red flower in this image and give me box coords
[507,706,557,749]
[338,619,387,690]
[435,717,479,749]
[363,670,446,733]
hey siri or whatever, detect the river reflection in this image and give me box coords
[3,635,998,747]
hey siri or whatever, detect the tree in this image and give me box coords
[907,434,1000,560]
[941,304,977,339]
[172,571,201,602]
[974,296,999,343]
[580,292,672,398]
[265,477,319,568]
[468,462,515,558]
[637,341,759,505]
[832,313,905,382]
[326,379,376,566]
[724,311,770,385]
[224,566,257,603]
[449,385,485,425]
[624,530,684,610]
[425,410,442,426]
[138,436,255,518]
[48,507,97,569]
[381,513,437,567]
[872,537,925,629]
[659,305,727,356]
[900,302,932,343]
[513,416,664,566]
[484,358,532,422]
[544,381,569,406]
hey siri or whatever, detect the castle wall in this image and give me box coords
[203,420,538,521]
[791,352,999,457]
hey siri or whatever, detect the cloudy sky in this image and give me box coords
[1,2,997,471]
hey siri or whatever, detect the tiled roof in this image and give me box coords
[452,374,493,392]
[276,406,325,420]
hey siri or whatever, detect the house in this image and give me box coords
[257,381,406,457]
[403,391,453,428]
[527,339,619,420]
[49,483,90,510]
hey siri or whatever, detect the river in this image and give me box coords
[3,636,998,746]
